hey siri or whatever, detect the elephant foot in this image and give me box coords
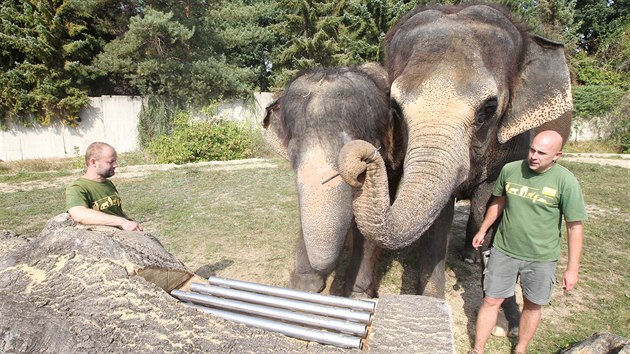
[347,285,376,299]
[461,246,480,264]
[288,271,326,293]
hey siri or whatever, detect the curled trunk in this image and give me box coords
[339,125,469,250]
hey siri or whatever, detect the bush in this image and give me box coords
[610,94,630,153]
[148,113,255,164]
[572,86,629,152]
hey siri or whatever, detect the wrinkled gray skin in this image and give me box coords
[338,3,572,306]
[263,64,402,297]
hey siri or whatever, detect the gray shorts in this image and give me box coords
[483,248,557,305]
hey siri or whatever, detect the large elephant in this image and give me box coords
[338,3,572,299]
[263,64,402,297]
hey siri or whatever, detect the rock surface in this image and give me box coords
[0,214,459,353]
[368,295,455,353]
[560,332,630,354]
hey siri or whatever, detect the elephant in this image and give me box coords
[263,63,403,297]
[338,3,572,302]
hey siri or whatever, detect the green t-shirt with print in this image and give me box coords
[65,177,127,218]
[492,160,587,262]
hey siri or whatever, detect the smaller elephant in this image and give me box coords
[263,63,402,297]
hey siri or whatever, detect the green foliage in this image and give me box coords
[269,0,416,88]
[0,0,93,125]
[138,97,181,148]
[609,93,630,153]
[95,4,254,104]
[573,85,625,118]
[572,86,629,152]
[206,0,279,91]
[148,113,255,164]
[72,146,84,170]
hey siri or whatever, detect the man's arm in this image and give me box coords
[472,195,506,250]
[68,206,143,231]
[562,220,583,292]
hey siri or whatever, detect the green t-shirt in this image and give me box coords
[65,177,127,218]
[492,160,587,262]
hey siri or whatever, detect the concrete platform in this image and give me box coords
[366,295,455,353]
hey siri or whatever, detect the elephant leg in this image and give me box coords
[288,227,326,293]
[502,294,521,337]
[462,181,496,264]
[416,199,454,298]
[343,223,380,298]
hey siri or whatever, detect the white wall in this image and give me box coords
[1,96,144,161]
[0,93,276,162]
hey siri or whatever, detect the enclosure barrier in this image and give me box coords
[171,276,377,349]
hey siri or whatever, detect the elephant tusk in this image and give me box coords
[321,146,381,185]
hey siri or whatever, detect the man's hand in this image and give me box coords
[472,231,486,250]
[121,219,143,231]
[563,268,579,292]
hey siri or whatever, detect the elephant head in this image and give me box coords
[263,64,400,292]
[338,4,573,250]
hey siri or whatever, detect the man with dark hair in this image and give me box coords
[66,142,143,231]
[470,130,587,354]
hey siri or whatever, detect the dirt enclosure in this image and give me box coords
[1,154,628,352]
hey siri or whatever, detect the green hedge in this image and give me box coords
[148,113,255,164]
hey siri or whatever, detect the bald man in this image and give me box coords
[469,130,587,354]
[65,142,143,231]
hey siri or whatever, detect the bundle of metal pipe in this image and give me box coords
[171,276,377,349]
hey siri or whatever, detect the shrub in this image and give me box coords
[610,93,630,153]
[148,113,255,164]
[572,85,629,152]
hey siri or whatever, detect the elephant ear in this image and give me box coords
[262,97,289,160]
[498,35,573,144]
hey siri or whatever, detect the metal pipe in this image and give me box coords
[171,290,367,336]
[207,276,376,313]
[183,302,363,349]
[191,283,372,324]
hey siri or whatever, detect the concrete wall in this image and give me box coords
[0,93,277,162]
[1,96,144,161]
[2,91,601,161]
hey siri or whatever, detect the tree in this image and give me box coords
[338,0,416,64]
[269,0,416,88]
[574,0,630,53]
[205,0,279,92]
[0,0,143,126]
[94,2,257,104]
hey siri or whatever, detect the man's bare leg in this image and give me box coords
[473,297,504,353]
[513,297,541,353]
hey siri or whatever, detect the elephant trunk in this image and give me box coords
[296,157,354,273]
[339,123,470,250]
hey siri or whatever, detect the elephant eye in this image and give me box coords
[476,97,498,125]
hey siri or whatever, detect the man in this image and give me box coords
[470,130,586,354]
[66,142,143,231]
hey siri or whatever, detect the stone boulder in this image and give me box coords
[0,214,351,353]
[560,332,630,354]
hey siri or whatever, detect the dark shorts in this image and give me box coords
[483,248,557,305]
